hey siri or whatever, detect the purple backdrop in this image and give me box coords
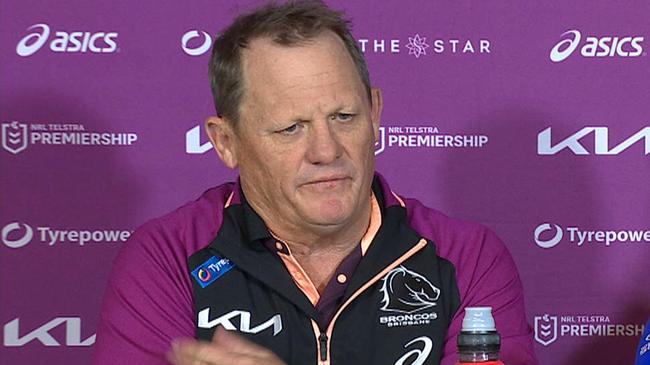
[1,1,649,364]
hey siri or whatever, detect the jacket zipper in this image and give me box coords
[318,332,328,361]
[313,238,428,364]
[311,320,328,365]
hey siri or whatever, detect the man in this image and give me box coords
[93,1,539,364]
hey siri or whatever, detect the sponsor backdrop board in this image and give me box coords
[1,0,649,364]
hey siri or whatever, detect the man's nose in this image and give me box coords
[306,122,342,165]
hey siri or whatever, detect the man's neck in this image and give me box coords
[241,180,378,291]
[268,199,372,257]
[273,199,373,292]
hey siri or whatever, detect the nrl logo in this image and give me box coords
[380,265,440,314]
[2,121,28,155]
[534,314,558,346]
[374,126,385,155]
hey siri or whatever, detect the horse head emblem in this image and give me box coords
[380,266,440,314]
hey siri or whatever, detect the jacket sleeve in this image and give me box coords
[92,220,195,365]
[439,227,539,365]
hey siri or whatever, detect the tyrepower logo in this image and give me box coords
[550,29,644,62]
[534,313,644,346]
[2,121,138,155]
[181,30,212,56]
[3,317,95,347]
[537,127,650,155]
[1,223,33,249]
[534,223,563,249]
[16,23,118,57]
[1,222,131,249]
[534,223,650,249]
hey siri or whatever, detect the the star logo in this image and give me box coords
[406,34,430,58]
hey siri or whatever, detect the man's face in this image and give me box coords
[208,31,382,235]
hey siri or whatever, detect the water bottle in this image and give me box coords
[456,307,504,365]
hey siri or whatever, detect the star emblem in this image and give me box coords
[406,34,430,58]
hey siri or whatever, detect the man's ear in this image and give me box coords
[205,116,239,169]
[370,87,383,143]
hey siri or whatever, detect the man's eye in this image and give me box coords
[278,123,300,135]
[334,113,355,122]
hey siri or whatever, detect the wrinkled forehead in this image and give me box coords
[239,31,366,111]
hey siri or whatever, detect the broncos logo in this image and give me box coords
[380,266,440,314]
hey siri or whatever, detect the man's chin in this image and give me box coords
[294,192,363,227]
[301,204,352,227]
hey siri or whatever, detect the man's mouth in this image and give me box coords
[302,176,349,189]
[307,175,347,184]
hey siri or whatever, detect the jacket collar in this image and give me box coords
[209,172,424,313]
[227,171,404,246]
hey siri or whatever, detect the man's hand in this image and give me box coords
[168,328,287,365]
